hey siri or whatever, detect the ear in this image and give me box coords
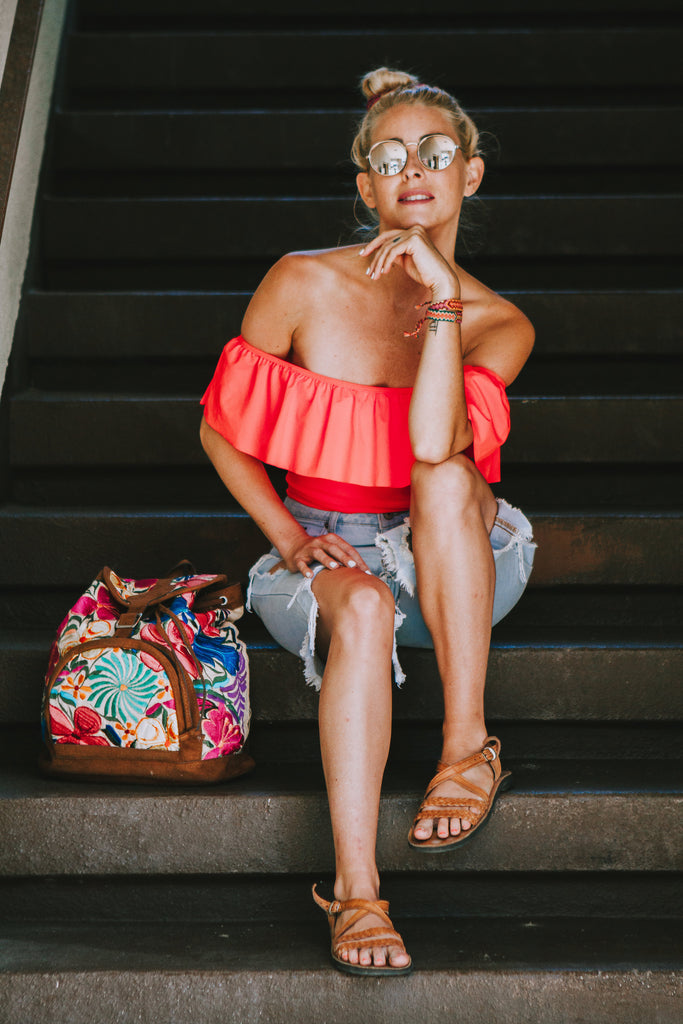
[356,170,377,209]
[463,156,485,197]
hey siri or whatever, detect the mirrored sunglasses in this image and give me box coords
[367,134,459,176]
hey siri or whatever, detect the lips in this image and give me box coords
[399,191,434,203]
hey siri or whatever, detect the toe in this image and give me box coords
[437,816,450,839]
[373,946,386,967]
[389,945,410,968]
[462,819,472,830]
[413,817,433,840]
[449,817,461,836]
[359,949,372,966]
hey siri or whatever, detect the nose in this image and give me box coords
[401,142,423,178]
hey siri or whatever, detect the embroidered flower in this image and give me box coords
[140,619,200,678]
[50,704,108,745]
[135,715,179,750]
[202,703,241,758]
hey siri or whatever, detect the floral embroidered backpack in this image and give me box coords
[41,565,253,784]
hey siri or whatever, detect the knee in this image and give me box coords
[411,454,480,515]
[335,576,395,633]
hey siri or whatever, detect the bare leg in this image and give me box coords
[409,454,499,840]
[312,568,410,969]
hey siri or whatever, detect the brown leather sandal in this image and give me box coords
[312,884,413,977]
[408,735,512,851]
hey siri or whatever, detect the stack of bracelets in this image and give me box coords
[404,298,463,337]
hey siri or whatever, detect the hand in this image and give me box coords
[279,532,370,579]
[360,227,460,298]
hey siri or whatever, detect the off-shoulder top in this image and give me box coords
[201,335,510,513]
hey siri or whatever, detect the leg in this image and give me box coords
[409,454,499,841]
[312,567,410,969]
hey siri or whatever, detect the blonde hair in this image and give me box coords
[351,66,482,170]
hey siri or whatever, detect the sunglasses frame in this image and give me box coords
[366,134,460,176]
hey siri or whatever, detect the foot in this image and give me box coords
[334,899,411,970]
[312,884,411,972]
[411,756,494,840]
[410,736,507,846]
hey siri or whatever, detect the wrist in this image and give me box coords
[431,276,460,302]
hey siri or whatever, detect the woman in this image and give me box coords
[200,67,536,976]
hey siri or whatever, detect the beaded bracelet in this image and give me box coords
[404,298,463,337]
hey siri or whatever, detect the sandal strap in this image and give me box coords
[312,885,390,919]
[312,885,405,953]
[334,929,406,954]
[412,737,504,828]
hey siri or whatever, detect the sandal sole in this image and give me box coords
[331,955,413,977]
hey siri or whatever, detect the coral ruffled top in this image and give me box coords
[201,335,510,513]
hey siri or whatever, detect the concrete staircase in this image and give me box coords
[1,1,682,1020]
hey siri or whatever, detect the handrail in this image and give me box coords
[0,0,45,242]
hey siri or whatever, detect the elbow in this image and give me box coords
[411,442,453,465]
[199,415,214,453]
[411,423,474,466]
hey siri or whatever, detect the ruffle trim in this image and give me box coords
[201,335,510,486]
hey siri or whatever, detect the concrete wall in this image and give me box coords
[0,0,68,397]
[0,1,20,80]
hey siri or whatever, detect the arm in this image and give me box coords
[362,227,471,463]
[200,257,370,576]
[361,228,534,463]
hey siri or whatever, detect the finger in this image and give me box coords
[359,230,404,258]
[295,557,315,578]
[317,535,370,573]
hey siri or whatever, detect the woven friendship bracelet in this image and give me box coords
[404,298,463,337]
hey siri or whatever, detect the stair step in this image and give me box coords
[3,871,682,922]
[23,289,683,358]
[52,107,683,171]
[2,627,681,726]
[0,507,680,587]
[75,0,683,21]
[65,29,681,98]
[8,464,683,511]
[10,393,683,465]
[42,196,683,262]
[1,586,679,634]
[1,740,681,875]
[2,917,681,1024]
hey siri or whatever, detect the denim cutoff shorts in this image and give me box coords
[247,496,536,690]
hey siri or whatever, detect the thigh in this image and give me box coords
[391,497,537,646]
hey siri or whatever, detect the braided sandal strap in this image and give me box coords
[312,886,408,955]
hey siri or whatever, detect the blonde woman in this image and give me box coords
[201,67,536,976]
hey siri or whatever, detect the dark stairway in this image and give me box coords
[1,1,682,1020]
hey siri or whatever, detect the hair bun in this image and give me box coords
[360,67,421,105]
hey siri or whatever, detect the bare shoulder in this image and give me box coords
[241,247,358,356]
[462,275,535,386]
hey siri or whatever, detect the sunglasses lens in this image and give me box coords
[369,141,407,176]
[418,135,457,170]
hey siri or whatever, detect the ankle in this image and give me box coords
[441,723,489,764]
[334,870,380,903]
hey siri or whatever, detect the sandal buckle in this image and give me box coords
[328,901,342,915]
[483,745,497,762]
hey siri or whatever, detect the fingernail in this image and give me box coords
[347,560,356,567]
[364,569,373,575]
[329,561,339,568]
[365,267,371,276]
[358,248,365,255]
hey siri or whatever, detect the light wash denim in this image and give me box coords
[248,496,536,689]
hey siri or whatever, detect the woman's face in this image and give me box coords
[356,103,484,234]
